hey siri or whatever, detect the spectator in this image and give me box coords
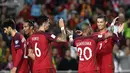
[52,47,61,69]
[113,44,122,72]
[124,17,130,39]
[0,34,10,70]
[58,49,78,70]
[120,46,130,70]
[18,3,33,20]
[5,55,13,70]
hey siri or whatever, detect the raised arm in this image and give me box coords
[56,18,67,42]
[110,16,124,36]
[111,21,125,43]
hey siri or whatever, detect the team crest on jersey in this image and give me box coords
[15,40,19,44]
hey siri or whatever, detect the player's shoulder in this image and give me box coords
[14,32,25,40]
[74,36,93,43]
[27,33,36,41]
[36,31,56,40]
[27,31,48,40]
[14,32,21,38]
[29,31,44,37]
[13,33,26,44]
[33,31,50,36]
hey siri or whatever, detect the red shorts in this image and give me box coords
[99,68,114,73]
[78,70,99,73]
[33,68,56,73]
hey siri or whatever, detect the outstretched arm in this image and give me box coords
[110,16,124,36]
[92,32,113,42]
[111,21,125,42]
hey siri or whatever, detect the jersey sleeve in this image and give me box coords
[14,35,26,50]
[92,32,115,43]
[14,49,23,67]
[13,34,25,67]
[91,34,105,42]
[44,33,57,42]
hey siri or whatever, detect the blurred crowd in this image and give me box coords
[0,0,130,72]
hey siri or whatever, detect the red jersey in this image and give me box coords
[73,35,104,72]
[27,31,57,71]
[96,30,119,73]
[97,38,114,68]
[11,33,29,72]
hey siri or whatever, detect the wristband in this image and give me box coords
[69,35,73,41]
[61,27,65,30]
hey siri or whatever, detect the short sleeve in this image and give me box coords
[44,33,57,42]
[14,34,26,49]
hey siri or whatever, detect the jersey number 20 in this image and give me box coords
[35,43,41,57]
[78,47,92,61]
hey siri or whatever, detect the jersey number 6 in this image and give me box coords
[35,43,41,57]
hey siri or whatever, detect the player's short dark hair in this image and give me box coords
[2,19,16,29]
[97,14,107,21]
[25,20,35,28]
[36,15,49,26]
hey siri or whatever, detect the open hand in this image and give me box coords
[111,16,119,26]
[59,18,65,28]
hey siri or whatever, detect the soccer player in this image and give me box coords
[23,19,36,72]
[2,19,29,73]
[68,24,112,73]
[27,15,67,73]
[23,20,36,57]
[96,15,124,73]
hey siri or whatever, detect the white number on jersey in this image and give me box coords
[99,43,102,50]
[24,43,28,58]
[35,43,41,57]
[78,47,92,61]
